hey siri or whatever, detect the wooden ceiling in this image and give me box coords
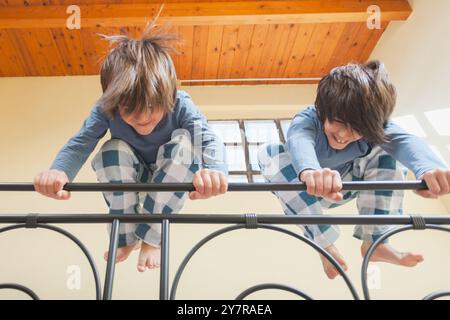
[0,0,412,85]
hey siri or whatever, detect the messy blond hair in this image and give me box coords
[98,10,178,118]
[315,60,397,144]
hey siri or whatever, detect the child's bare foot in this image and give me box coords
[319,244,349,279]
[137,242,161,272]
[361,241,424,267]
[104,241,141,263]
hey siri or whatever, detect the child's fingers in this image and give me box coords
[56,190,71,200]
[54,173,70,198]
[49,173,63,198]
[435,171,450,195]
[332,192,343,201]
[423,172,440,195]
[56,173,70,200]
[190,191,207,200]
[51,174,61,196]
[210,171,221,196]
[33,173,43,194]
[219,172,228,194]
[414,189,438,199]
[192,172,205,195]
[313,170,324,196]
[322,169,333,195]
[331,171,343,193]
[304,174,316,195]
[446,171,450,193]
[324,190,343,202]
[188,191,199,200]
[54,177,65,193]
[33,170,69,199]
[42,172,51,196]
[200,170,212,197]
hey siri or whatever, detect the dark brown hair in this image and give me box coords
[315,60,396,144]
[97,10,178,118]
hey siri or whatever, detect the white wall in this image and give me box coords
[370,0,450,167]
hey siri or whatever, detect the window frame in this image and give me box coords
[208,118,290,183]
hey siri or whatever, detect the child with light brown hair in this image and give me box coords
[33,21,228,272]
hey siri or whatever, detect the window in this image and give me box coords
[209,119,288,182]
[430,145,448,167]
[392,115,426,137]
[424,108,450,136]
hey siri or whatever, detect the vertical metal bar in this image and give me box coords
[103,219,120,300]
[275,119,287,144]
[159,219,170,300]
[239,120,253,183]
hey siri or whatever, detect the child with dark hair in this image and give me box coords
[258,60,450,279]
[34,21,228,272]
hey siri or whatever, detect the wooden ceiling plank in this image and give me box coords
[190,25,209,85]
[243,24,270,84]
[346,23,377,63]
[325,22,364,71]
[358,22,389,62]
[51,28,81,75]
[283,23,316,78]
[268,23,299,84]
[203,25,224,85]
[256,24,289,84]
[228,24,254,84]
[38,28,67,76]
[8,29,42,76]
[19,29,54,76]
[296,24,332,77]
[0,1,413,29]
[177,25,194,81]
[169,25,179,80]
[216,25,239,81]
[79,28,102,74]
[0,29,27,76]
[89,26,114,67]
[310,22,346,77]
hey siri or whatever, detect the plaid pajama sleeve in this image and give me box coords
[258,143,406,248]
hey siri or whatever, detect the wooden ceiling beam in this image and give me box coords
[0,1,412,29]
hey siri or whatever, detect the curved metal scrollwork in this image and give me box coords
[170,224,360,300]
[0,283,39,300]
[423,290,450,300]
[361,225,450,300]
[235,283,313,300]
[0,223,102,300]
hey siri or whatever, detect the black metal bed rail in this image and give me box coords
[1,213,450,225]
[1,180,449,301]
[0,180,428,192]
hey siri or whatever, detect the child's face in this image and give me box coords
[119,106,165,135]
[323,119,362,150]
